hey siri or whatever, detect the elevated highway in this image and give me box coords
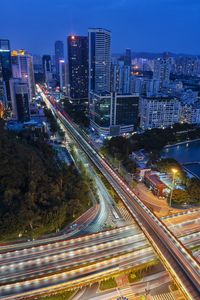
[38,86,200,300]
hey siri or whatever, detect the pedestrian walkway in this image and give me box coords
[118,205,135,225]
[151,292,175,300]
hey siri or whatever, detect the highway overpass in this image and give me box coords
[38,86,199,300]
[0,214,199,300]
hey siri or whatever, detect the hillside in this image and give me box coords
[0,119,91,240]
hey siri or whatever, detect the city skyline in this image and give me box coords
[0,2,200,299]
[1,0,200,55]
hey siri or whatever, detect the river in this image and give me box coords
[162,140,200,178]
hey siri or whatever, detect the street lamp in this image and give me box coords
[169,168,178,207]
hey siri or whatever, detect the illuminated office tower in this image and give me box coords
[90,91,139,136]
[11,50,35,100]
[67,35,88,100]
[42,55,52,86]
[0,61,4,102]
[0,39,12,105]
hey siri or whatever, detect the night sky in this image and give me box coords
[1,0,200,55]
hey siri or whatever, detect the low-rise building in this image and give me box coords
[144,171,167,197]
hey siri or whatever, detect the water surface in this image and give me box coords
[162,140,200,178]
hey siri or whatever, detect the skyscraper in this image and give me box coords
[124,48,132,66]
[153,57,171,88]
[88,28,111,93]
[0,60,4,102]
[55,41,64,80]
[111,60,131,94]
[42,55,52,86]
[0,39,12,105]
[11,50,35,100]
[67,35,88,100]
[10,78,30,122]
[59,59,66,91]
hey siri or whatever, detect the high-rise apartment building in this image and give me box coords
[111,60,131,94]
[88,28,111,93]
[174,56,200,77]
[153,57,171,88]
[67,35,88,100]
[11,50,35,100]
[10,78,30,122]
[0,39,12,105]
[55,41,64,80]
[140,96,181,130]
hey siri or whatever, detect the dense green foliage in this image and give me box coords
[186,178,200,203]
[99,278,117,290]
[38,290,75,300]
[44,108,59,133]
[101,136,137,173]
[44,108,65,138]
[0,120,91,239]
[171,190,191,205]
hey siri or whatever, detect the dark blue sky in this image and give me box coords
[1,0,200,55]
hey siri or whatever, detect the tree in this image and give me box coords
[171,189,191,204]
[103,136,131,160]
[122,157,137,173]
[0,124,92,239]
[44,108,59,133]
[187,178,200,204]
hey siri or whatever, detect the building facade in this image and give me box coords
[11,50,35,100]
[181,102,200,125]
[88,28,111,93]
[140,96,181,130]
[111,60,131,94]
[90,91,139,136]
[0,39,12,105]
[124,48,132,66]
[10,78,30,122]
[67,35,88,100]
[42,55,52,86]
[0,60,5,103]
[153,57,171,88]
[55,41,64,81]
[59,59,66,91]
